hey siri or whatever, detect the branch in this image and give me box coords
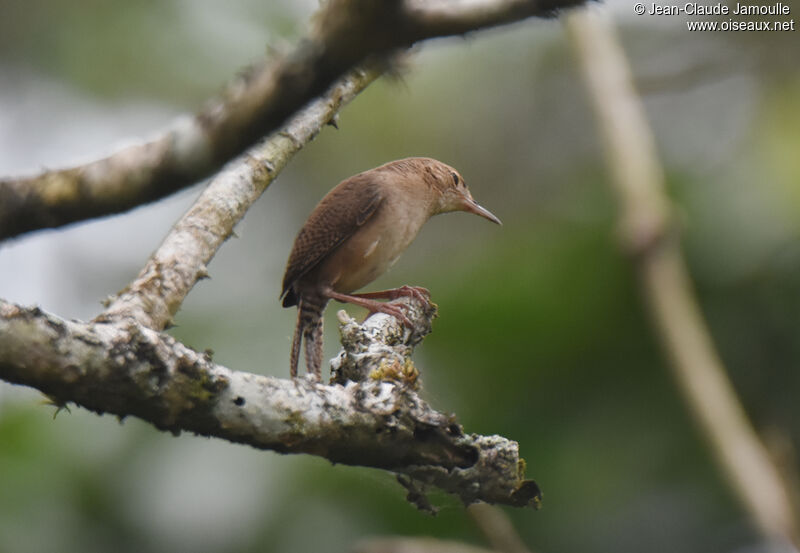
[98,65,381,330]
[330,297,438,386]
[0,0,579,514]
[468,503,535,553]
[0,297,539,510]
[0,0,586,241]
[565,7,799,548]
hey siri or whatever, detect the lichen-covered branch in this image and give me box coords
[330,297,438,386]
[98,66,381,330]
[0,0,586,241]
[0,0,571,513]
[0,297,539,510]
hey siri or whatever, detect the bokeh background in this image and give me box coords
[1,1,799,552]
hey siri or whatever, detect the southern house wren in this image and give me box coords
[281,157,500,378]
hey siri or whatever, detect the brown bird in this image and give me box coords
[280,157,501,378]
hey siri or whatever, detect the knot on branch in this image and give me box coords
[330,296,437,385]
[402,433,542,511]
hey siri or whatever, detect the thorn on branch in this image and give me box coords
[397,474,439,515]
[42,395,72,418]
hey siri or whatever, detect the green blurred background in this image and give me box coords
[1,1,799,552]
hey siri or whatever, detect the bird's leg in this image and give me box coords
[350,285,432,305]
[324,289,414,327]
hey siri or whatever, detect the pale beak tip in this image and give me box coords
[484,211,502,226]
[465,198,502,226]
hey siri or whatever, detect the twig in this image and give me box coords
[565,7,799,548]
[467,503,534,553]
[0,0,586,241]
[0,297,538,510]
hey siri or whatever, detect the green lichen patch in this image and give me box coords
[368,358,420,389]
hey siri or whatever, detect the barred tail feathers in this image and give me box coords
[291,297,327,378]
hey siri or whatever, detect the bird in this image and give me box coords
[280,157,501,379]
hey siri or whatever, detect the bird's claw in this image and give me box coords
[396,285,431,305]
[367,302,414,327]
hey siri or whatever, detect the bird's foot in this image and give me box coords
[393,285,431,305]
[325,289,414,327]
[365,301,413,327]
[352,286,434,327]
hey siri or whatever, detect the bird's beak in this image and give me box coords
[462,197,502,225]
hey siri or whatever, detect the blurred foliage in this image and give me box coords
[0,0,304,102]
[2,1,800,553]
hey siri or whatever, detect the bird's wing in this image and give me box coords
[281,173,384,306]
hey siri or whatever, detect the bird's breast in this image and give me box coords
[317,199,430,294]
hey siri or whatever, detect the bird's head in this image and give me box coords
[426,160,502,225]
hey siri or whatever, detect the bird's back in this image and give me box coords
[281,173,384,307]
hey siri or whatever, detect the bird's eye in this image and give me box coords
[451,172,461,186]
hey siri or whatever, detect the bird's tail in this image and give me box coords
[290,297,327,379]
